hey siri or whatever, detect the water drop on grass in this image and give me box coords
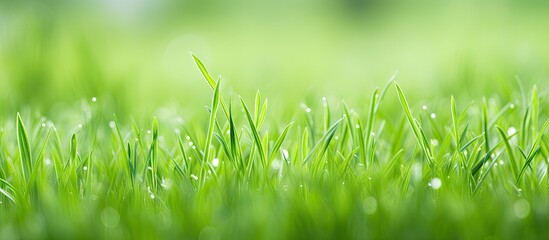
[271,159,282,170]
[422,105,428,110]
[282,149,289,159]
[212,158,219,167]
[430,113,436,119]
[429,178,442,190]
[191,174,198,180]
[91,97,97,102]
[508,127,517,136]
[514,199,530,219]
[161,178,173,189]
[363,197,378,214]
[109,121,116,129]
[101,207,120,228]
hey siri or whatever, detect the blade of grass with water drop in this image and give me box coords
[269,122,293,161]
[495,125,519,177]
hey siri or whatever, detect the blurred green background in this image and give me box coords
[2,0,549,115]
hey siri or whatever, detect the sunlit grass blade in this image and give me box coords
[531,85,538,140]
[192,53,230,119]
[16,113,32,182]
[495,125,519,176]
[240,96,266,167]
[0,178,16,204]
[199,80,222,186]
[322,97,330,133]
[69,133,77,167]
[451,96,459,148]
[516,117,549,184]
[365,89,379,164]
[459,133,482,153]
[112,114,129,162]
[303,118,342,164]
[269,122,293,161]
[394,83,433,166]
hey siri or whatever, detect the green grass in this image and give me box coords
[1,56,549,240]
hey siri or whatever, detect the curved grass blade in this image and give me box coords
[240,96,266,167]
[516,117,549,184]
[394,83,433,165]
[495,125,519,176]
[303,118,343,164]
[192,53,230,119]
[269,122,293,161]
[0,178,16,204]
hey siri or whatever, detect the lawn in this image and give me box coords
[2,1,549,239]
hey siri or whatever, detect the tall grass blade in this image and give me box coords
[16,113,32,182]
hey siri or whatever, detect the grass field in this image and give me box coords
[3,1,549,239]
[1,55,549,239]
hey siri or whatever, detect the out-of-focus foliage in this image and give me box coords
[2,0,549,115]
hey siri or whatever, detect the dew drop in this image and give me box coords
[363,197,378,214]
[101,207,120,228]
[429,178,442,190]
[514,199,530,219]
[508,127,517,136]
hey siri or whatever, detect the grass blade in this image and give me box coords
[240,96,267,167]
[16,113,32,182]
